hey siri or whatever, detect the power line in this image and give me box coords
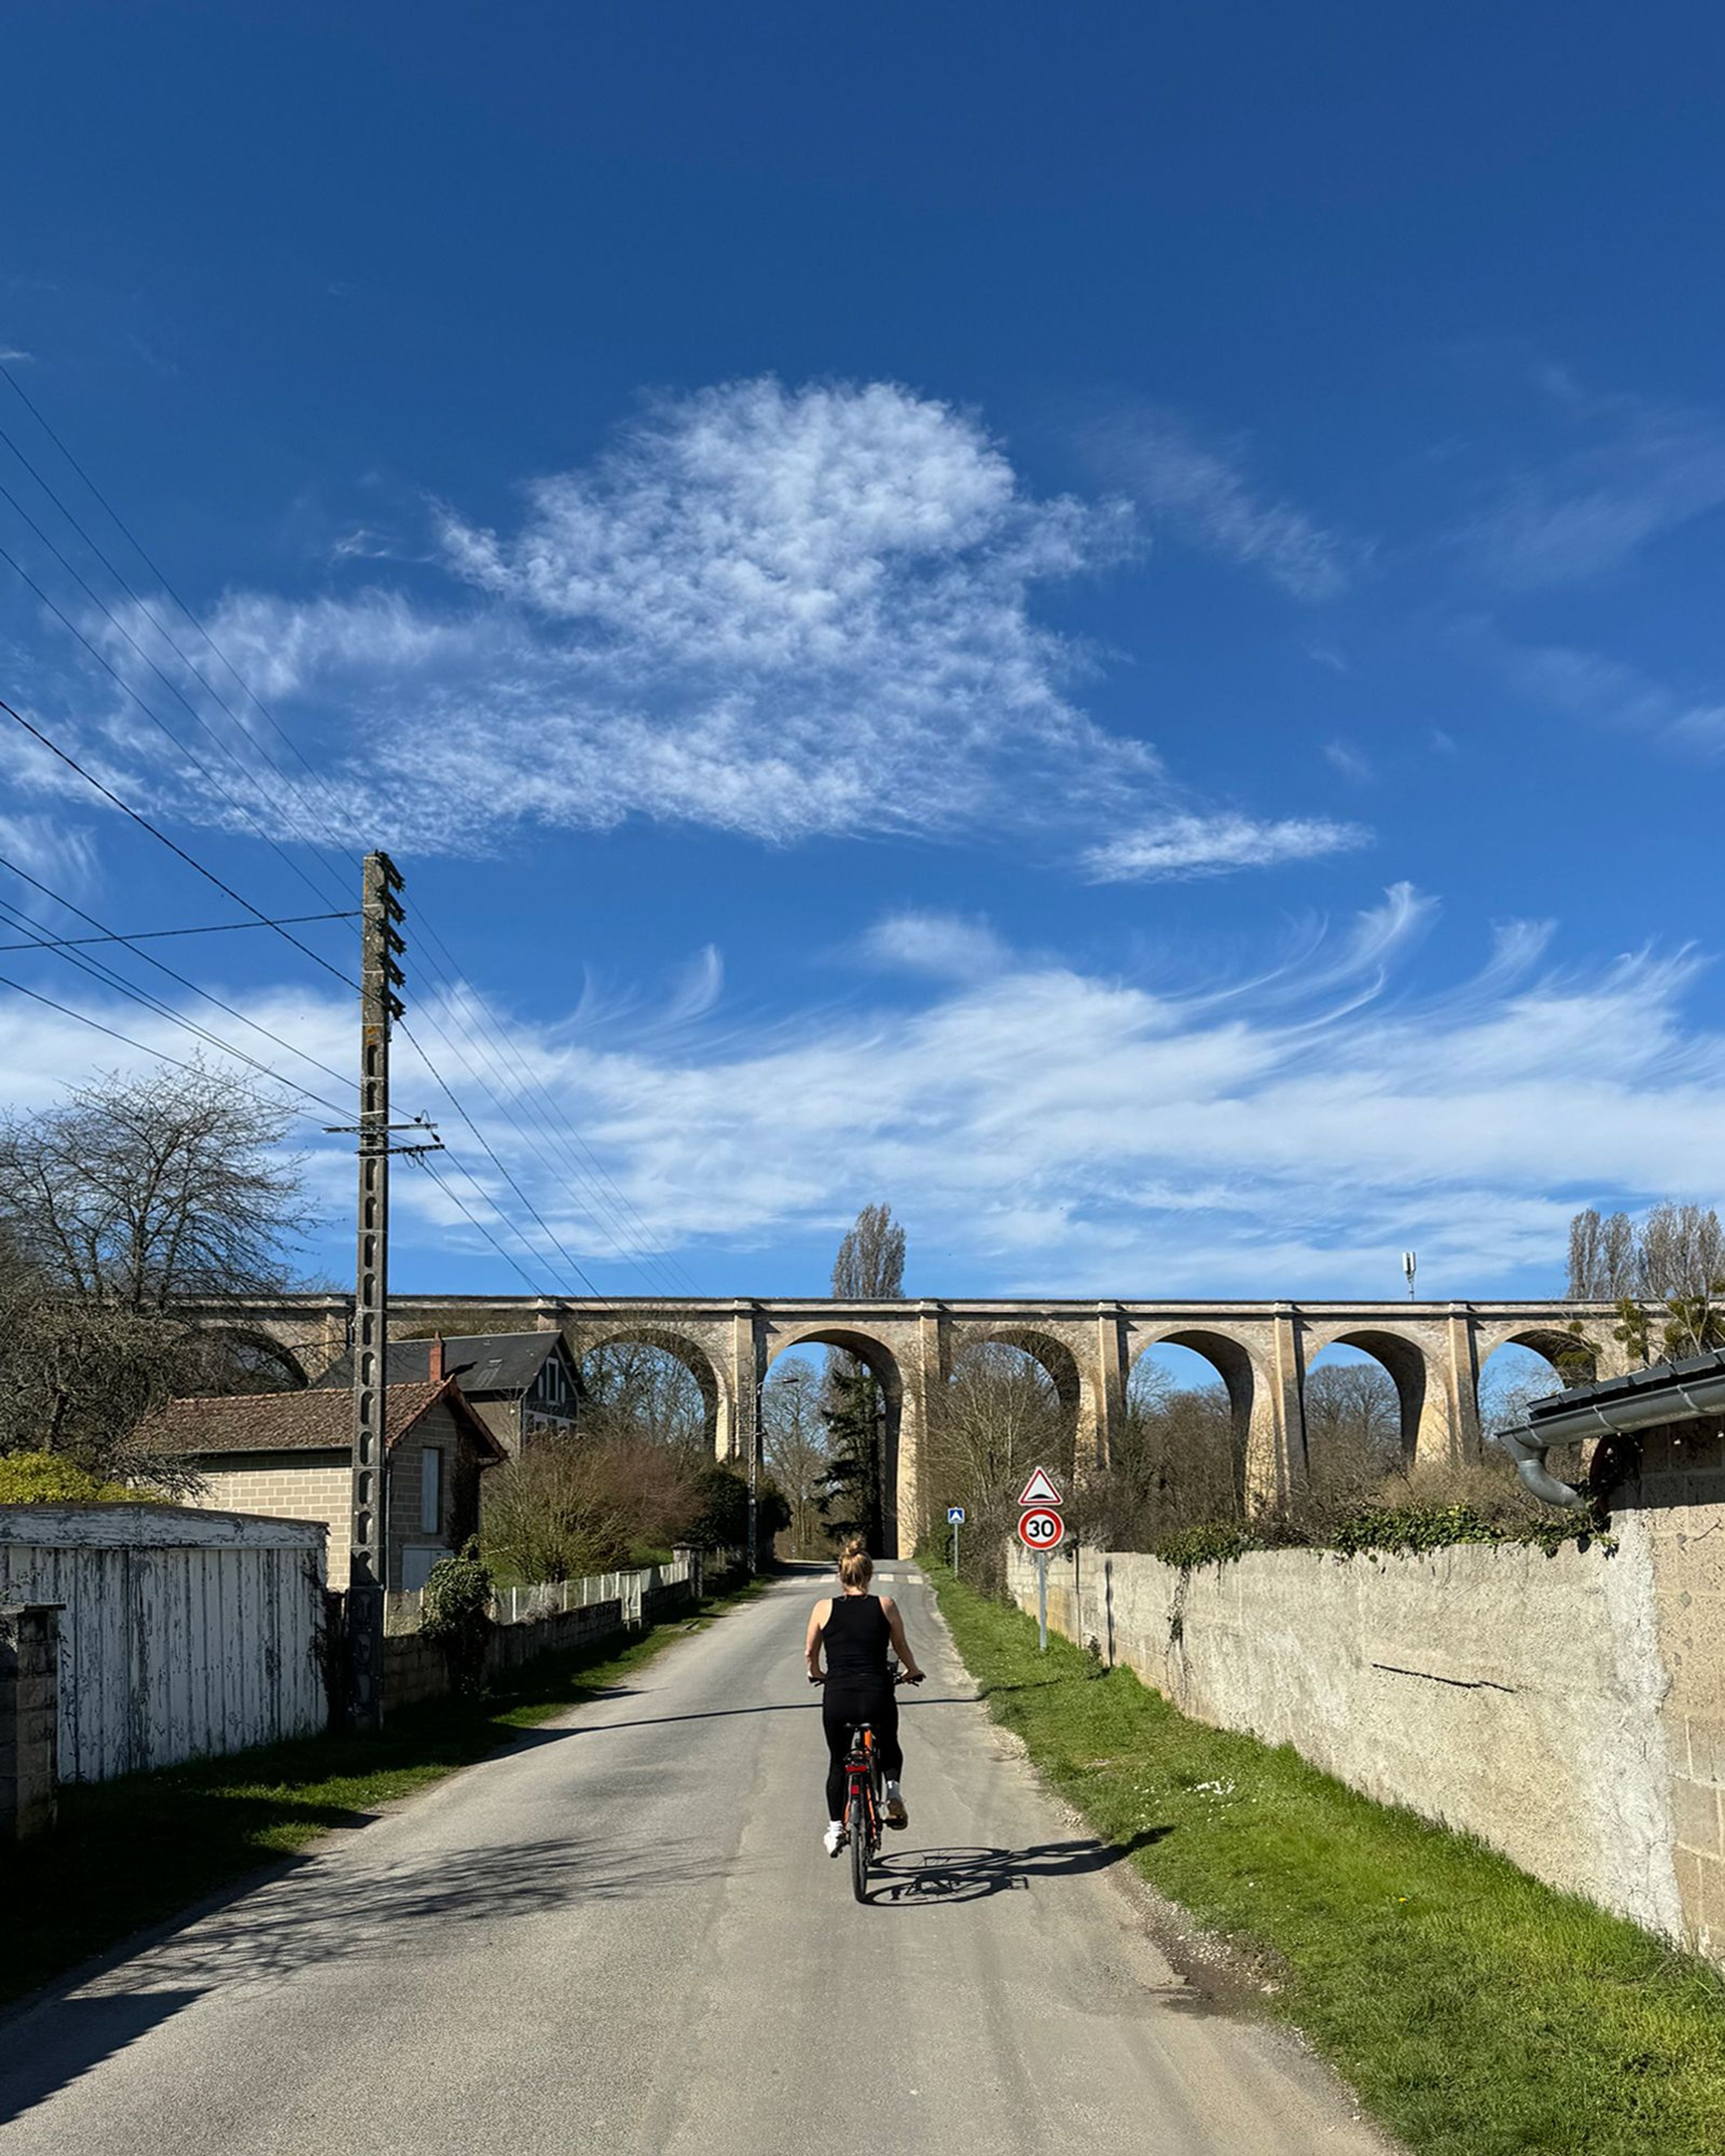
[0,966,344,1127]
[0,850,358,1098]
[0,909,356,954]
[396,959,695,1299]
[410,1152,552,1295]
[0,360,366,854]
[0,696,357,989]
[0,369,696,1298]
[0,473,677,1292]
[0,532,354,923]
[396,1016,603,1296]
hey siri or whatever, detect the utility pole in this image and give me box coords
[346,851,405,1734]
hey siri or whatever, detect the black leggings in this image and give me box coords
[822,1688,901,1820]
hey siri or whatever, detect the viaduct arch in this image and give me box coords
[221,1294,1640,1557]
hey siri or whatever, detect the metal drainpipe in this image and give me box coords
[1499,1366,1725,1507]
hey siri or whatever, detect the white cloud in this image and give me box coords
[1322,739,1373,784]
[0,813,97,895]
[1489,632,1725,754]
[1082,811,1369,883]
[3,897,1720,1297]
[1083,406,1357,600]
[1458,380,1725,588]
[858,910,1009,978]
[15,379,1348,882]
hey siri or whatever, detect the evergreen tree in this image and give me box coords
[818,1202,906,1553]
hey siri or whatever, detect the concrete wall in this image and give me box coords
[1011,1530,1685,1946]
[1620,1418,1725,1962]
[1010,1446,1725,1971]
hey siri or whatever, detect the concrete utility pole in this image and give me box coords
[347,851,406,1733]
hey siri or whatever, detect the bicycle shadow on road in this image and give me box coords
[865,1829,1169,1907]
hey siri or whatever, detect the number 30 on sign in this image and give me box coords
[1017,1507,1065,1552]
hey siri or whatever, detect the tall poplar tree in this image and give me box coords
[820,1202,906,1552]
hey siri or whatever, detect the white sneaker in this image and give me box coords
[884,1781,909,1830]
[823,1822,844,1858]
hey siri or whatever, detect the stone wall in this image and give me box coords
[382,1595,630,1710]
[0,1604,60,1840]
[1008,1440,1725,1970]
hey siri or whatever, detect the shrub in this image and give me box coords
[0,1451,138,1503]
[418,1539,494,1695]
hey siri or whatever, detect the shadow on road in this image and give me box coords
[0,1989,203,2126]
[866,1830,1171,1907]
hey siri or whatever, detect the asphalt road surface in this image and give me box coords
[0,1568,1393,2155]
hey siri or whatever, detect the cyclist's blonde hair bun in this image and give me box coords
[838,1537,873,1589]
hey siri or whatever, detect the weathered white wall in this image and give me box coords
[0,1504,328,1782]
[1008,1530,1690,1950]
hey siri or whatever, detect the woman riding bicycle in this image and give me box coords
[806,1537,924,1856]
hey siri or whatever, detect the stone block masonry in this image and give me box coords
[0,1605,61,1841]
[382,1596,630,1710]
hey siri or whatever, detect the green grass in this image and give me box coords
[1,1576,766,2011]
[929,1560,1725,2156]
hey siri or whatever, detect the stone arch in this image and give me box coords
[188,1325,310,1394]
[568,1324,726,1457]
[1315,1330,1430,1461]
[1488,1325,1600,1388]
[767,1327,906,1556]
[963,1327,1082,1484]
[1132,1328,1258,1510]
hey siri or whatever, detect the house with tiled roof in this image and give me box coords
[314,1331,579,1455]
[143,1345,505,1589]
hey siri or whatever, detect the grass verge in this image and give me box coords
[1,1575,766,2011]
[929,1558,1725,2156]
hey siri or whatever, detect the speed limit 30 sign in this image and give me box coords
[1017,1507,1065,1553]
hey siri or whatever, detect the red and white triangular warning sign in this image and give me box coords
[1017,1464,1065,1508]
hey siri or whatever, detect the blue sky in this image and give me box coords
[3,2,1724,1301]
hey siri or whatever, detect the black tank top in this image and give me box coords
[823,1593,890,1688]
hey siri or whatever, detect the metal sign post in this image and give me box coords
[947,1504,965,1576]
[1015,1505,1065,1652]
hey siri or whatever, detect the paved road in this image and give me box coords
[0,1569,1391,2154]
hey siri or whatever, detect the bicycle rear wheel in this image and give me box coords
[849,1784,870,1903]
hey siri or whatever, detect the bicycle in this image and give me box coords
[837,1666,921,1904]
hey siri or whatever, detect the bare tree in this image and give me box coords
[830,1202,907,1300]
[1567,1202,1722,1301]
[0,1063,312,1484]
[761,1357,829,1555]
[0,1060,308,1311]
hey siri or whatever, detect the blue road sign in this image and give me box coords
[947,1506,966,1525]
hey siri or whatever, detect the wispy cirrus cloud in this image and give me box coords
[1083,811,1369,884]
[27,376,1349,882]
[1080,404,1359,600]
[0,893,1711,1296]
[1485,630,1725,755]
[1457,376,1725,588]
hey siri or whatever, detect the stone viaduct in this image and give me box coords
[226,1293,1634,1558]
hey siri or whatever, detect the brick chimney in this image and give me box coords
[427,1334,445,1384]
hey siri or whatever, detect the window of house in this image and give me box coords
[421,1445,444,1534]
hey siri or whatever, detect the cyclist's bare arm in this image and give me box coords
[879,1595,924,1682]
[805,1597,832,1683]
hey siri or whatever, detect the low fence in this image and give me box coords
[384,1547,740,1638]
[380,1546,745,1710]
[0,1504,327,1785]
